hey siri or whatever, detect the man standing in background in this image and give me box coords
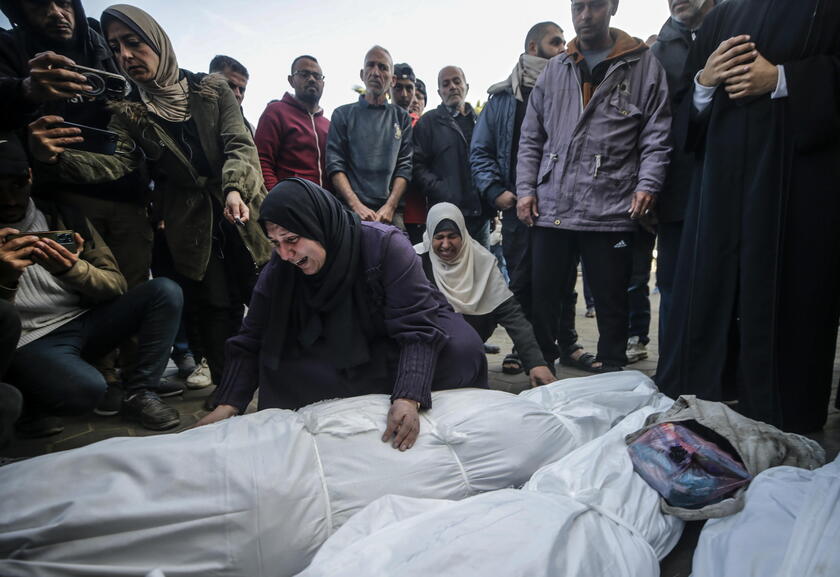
[650,0,714,350]
[209,54,252,133]
[255,55,329,190]
[472,22,595,375]
[413,65,489,245]
[327,45,413,229]
[391,62,426,243]
[657,0,840,433]
[517,0,671,373]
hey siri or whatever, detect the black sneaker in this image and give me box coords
[154,378,185,398]
[94,383,124,416]
[14,414,65,438]
[122,391,180,431]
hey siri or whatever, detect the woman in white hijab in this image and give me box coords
[416,203,554,388]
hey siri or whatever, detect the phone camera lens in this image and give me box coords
[82,73,106,96]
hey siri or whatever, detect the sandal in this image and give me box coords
[559,351,598,372]
[502,353,524,375]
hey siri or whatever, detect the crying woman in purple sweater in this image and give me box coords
[197,178,487,451]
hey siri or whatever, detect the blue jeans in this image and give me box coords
[490,243,510,284]
[465,217,490,249]
[9,278,182,415]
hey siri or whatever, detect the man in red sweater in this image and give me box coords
[254,55,330,191]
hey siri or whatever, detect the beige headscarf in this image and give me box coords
[414,203,512,316]
[102,4,190,122]
[487,53,551,102]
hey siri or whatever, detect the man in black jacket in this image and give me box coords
[413,66,490,247]
[651,0,714,347]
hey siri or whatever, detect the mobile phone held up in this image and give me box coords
[56,122,119,155]
[6,231,78,252]
[60,65,129,101]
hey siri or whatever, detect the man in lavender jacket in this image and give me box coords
[516,0,671,372]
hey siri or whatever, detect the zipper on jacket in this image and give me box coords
[574,57,637,114]
[593,154,602,178]
[309,112,323,187]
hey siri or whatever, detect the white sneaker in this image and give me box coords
[186,358,213,389]
[626,336,648,364]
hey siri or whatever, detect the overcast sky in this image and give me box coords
[3,0,672,124]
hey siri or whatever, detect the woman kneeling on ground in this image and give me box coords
[198,180,488,451]
[416,203,555,389]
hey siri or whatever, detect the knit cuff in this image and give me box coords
[213,353,258,413]
[391,341,438,410]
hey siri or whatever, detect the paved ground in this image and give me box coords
[4,277,839,576]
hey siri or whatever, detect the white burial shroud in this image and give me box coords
[295,391,683,577]
[0,372,663,577]
[691,453,840,577]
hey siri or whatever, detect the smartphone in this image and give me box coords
[56,121,118,155]
[60,65,129,100]
[6,230,78,252]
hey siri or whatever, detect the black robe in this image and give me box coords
[657,0,840,433]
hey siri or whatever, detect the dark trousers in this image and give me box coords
[0,299,21,379]
[532,227,633,366]
[405,223,425,246]
[582,263,595,309]
[154,220,258,385]
[656,220,683,354]
[0,301,22,447]
[8,278,182,415]
[55,193,155,376]
[628,228,656,344]
[501,209,578,353]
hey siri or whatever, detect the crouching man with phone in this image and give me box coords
[0,132,182,437]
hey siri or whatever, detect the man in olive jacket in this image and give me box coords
[0,132,183,435]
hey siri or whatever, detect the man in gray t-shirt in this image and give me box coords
[326,45,413,230]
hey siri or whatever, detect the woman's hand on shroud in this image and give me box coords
[382,398,421,451]
[194,404,238,428]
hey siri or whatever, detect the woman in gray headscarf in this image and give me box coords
[28,4,272,407]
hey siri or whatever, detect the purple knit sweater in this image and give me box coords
[214,222,486,412]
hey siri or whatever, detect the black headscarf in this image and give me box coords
[259,178,373,370]
[433,218,461,236]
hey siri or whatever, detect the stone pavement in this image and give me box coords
[3,277,839,577]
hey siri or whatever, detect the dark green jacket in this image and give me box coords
[50,72,272,281]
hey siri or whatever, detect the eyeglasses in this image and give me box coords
[292,70,325,81]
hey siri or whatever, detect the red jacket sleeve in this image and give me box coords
[255,103,284,191]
